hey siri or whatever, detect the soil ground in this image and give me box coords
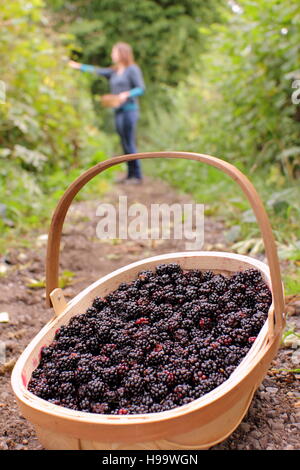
[0,175,299,450]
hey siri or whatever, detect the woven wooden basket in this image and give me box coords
[99,94,122,108]
[11,152,285,450]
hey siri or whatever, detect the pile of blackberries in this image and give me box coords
[28,263,272,415]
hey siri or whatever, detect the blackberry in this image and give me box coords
[60,395,78,410]
[198,317,213,330]
[124,373,144,396]
[91,402,110,414]
[31,368,45,380]
[58,382,76,397]
[156,263,182,276]
[161,399,176,412]
[116,362,130,377]
[141,395,154,408]
[85,336,100,353]
[192,370,208,384]
[174,328,189,344]
[103,389,118,404]
[56,353,79,371]
[146,349,166,366]
[173,384,192,399]
[185,271,203,286]
[174,367,192,383]
[201,359,218,374]
[87,378,107,399]
[208,292,220,304]
[231,328,251,345]
[31,381,52,399]
[199,302,218,315]
[74,365,93,384]
[185,286,199,300]
[59,371,75,383]
[157,370,175,386]
[39,345,55,362]
[79,398,91,412]
[159,273,172,285]
[249,311,267,333]
[148,383,168,400]
[101,366,119,385]
[92,296,107,311]
[242,269,263,284]
[151,288,167,303]
[211,274,228,294]
[206,372,226,389]
[85,306,98,318]
[202,271,214,282]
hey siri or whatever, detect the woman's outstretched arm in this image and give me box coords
[69,60,113,78]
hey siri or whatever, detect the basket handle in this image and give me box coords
[46,151,285,337]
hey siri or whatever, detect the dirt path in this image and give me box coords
[0,175,299,450]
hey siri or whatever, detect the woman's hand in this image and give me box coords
[68,60,81,69]
[118,91,130,104]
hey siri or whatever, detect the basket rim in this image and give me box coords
[11,251,280,427]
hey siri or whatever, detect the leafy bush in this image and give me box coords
[0,0,115,242]
[140,0,300,295]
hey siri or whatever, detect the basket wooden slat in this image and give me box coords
[11,152,285,450]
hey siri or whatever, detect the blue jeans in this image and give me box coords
[115,108,142,179]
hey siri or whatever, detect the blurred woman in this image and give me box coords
[69,42,145,184]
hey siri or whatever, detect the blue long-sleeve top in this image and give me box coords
[80,63,145,111]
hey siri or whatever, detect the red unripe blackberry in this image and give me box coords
[248,336,257,343]
[135,317,149,325]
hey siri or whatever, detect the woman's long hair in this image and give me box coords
[113,42,135,67]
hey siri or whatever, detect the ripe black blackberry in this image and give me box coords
[147,382,168,401]
[58,382,76,398]
[211,274,228,293]
[92,296,107,312]
[87,378,107,399]
[124,372,144,395]
[185,270,203,287]
[185,285,199,300]
[103,389,118,405]
[85,306,98,318]
[60,395,78,410]
[174,367,192,383]
[74,365,93,384]
[56,353,79,371]
[59,370,75,383]
[146,349,166,366]
[91,402,110,414]
[202,270,214,282]
[79,397,91,412]
[29,380,52,399]
[101,366,119,385]
[31,368,45,380]
[155,263,182,276]
[39,345,55,362]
